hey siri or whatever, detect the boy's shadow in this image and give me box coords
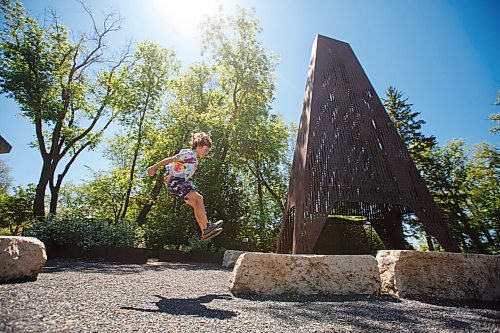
[122,294,237,320]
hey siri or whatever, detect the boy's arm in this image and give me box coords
[147,156,177,176]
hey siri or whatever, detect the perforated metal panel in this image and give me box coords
[277,35,459,254]
[0,135,12,154]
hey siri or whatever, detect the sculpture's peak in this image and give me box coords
[315,34,350,46]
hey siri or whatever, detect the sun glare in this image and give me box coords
[150,0,227,37]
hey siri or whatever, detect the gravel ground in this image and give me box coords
[1,259,499,333]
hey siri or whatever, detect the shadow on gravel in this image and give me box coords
[121,294,237,320]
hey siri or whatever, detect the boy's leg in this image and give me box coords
[184,191,208,232]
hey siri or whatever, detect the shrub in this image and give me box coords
[25,216,138,249]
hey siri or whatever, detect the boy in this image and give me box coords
[147,132,223,240]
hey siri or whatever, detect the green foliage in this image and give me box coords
[383,86,438,248]
[423,140,499,253]
[141,195,195,250]
[195,8,289,251]
[464,143,499,251]
[383,86,437,172]
[25,216,138,249]
[57,169,134,222]
[0,0,129,217]
[383,87,499,254]
[0,184,35,235]
[109,42,180,220]
[0,5,292,252]
[0,159,12,194]
[126,8,291,252]
[489,112,499,134]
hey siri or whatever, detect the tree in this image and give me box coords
[132,63,210,227]
[383,86,437,171]
[111,42,179,221]
[199,8,291,249]
[58,169,130,222]
[383,86,438,249]
[134,61,232,242]
[490,113,500,134]
[424,140,488,253]
[0,159,12,194]
[465,143,499,252]
[0,184,35,235]
[0,0,130,218]
[130,9,292,250]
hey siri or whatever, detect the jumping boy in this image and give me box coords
[147,132,223,241]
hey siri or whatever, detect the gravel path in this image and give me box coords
[1,259,498,332]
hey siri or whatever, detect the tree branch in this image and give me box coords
[247,161,285,211]
[58,52,128,159]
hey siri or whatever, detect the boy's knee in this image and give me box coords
[185,198,195,208]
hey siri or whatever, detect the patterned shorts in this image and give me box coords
[167,177,195,200]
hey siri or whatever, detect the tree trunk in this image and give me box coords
[257,177,264,230]
[212,142,229,185]
[33,161,53,219]
[121,106,147,221]
[247,163,285,211]
[48,140,94,216]
[136,173,165,226]
[49,172,62,216]
[49,189,58,215]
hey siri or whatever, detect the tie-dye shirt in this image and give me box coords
[166,149,198,180]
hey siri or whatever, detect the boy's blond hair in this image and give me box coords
[190,132,212,150]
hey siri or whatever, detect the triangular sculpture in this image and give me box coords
[277,35,460,254]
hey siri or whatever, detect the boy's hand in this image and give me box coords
[146,166,156,176]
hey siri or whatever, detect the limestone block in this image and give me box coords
[0,236,47,283]
[376,250,500,301]
[222,250,246,268]
[229,252,380,296]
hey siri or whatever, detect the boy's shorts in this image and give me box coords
[167,176,195,200]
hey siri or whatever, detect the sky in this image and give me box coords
[1,0,499,188]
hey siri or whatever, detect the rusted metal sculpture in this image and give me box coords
[277,35,459,254]
[0,135,12,154]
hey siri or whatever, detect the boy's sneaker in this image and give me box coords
[202,227,223,241]
[201,220,224,241]
[209,220,223,229]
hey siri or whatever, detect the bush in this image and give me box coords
[25,216,138,249]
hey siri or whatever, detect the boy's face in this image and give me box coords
[196,145,211,158]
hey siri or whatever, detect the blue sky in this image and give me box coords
[1,0,499,188]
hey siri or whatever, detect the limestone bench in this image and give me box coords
[376,250,500,302]
[222,250,246,268]
[0,236,47,283]
[229,252,380,296]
